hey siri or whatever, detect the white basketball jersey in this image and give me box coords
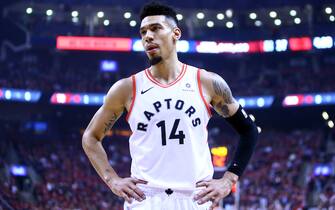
[126,64,214,190]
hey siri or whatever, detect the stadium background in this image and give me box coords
[0,0,335,209]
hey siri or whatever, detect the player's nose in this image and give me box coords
[144,31,154,42]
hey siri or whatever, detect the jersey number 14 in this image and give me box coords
[156,119,185,146]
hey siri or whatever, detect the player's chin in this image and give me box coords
[146,52,159,58]
[149,56,163,65]
[146,53,153,59]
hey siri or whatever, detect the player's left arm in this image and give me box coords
[194,69,259,209]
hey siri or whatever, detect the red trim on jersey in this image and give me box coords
[126,75,136,121]
[144,64,187,88]
[197,69,212,117]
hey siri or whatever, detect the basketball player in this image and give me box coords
[82,2,258,210]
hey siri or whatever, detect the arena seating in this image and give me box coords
[1,120,334,209]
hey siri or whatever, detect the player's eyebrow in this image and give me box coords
[140,23,163,33]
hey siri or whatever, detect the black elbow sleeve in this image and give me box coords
[225,105,259,177]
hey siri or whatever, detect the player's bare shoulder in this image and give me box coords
[104,76,134,111]
[83,77,134,141]
[198,69,238,117]
[197,69,230,103]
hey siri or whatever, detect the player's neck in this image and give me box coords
[149,55,183,83]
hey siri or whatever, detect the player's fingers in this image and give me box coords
[131,177,148,185]
[124,186,143,202]
[193,188,212,201]
[120,191,133,203]
[128,183,146,200]
[196,181,209,188]
[197,191,218,205]
[209,198,220,210]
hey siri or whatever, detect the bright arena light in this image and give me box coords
[249,12,257,20]
[294,17,301,24]
[129,20,137,27]
[5,90,11,99]
[124,12,131,19]
[322,112,329,120]
[196,12,205,19]
[71,11,79,17]
[24,92,31,101]
[72,17,79,23]
[257,126,262,133]
[55,93,66,104]
[225,9,233,18]
[269,11,277,18]
[103,19,110,26]
[315,94,322,104]
[26,7,33,14]
[176,14,183,20]
[328,120,334,128]
[290,10,297,16]
[325,7,332,14]
[46,9,53,16]
[176,40,190,52]
[238,98,246,107]
[255,20,262,27]
[207,21,214,27]
[257,97,265,107]
[274,19,282,26]
[217,13,224,20]
[330,15,335,22]
[97,11,104,18]
[226,21,234,28]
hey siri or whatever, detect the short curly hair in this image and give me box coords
[140,2,178,26]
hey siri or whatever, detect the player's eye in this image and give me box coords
[140,30,146,36]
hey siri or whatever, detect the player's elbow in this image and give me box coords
[82,130,99,152]
[82,131,91,151]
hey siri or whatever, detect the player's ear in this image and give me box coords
[172,27,181,41]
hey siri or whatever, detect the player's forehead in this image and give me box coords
[140,15,168,29]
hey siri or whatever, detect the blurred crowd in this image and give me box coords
[1,50,335,97]
[238,131,335,209]
[1,121,334,210]
[0,122,128,210]
[0,51,116,93]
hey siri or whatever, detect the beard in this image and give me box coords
[149,56,163,66]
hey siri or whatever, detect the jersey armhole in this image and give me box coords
[126,75,136,122]
[197,69,212,117]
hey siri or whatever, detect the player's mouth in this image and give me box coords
[146,44,160,54]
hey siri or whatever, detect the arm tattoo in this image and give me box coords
[212,77,234,117]
[103,113,118,134]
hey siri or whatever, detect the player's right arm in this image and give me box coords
[82,77,146,203]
